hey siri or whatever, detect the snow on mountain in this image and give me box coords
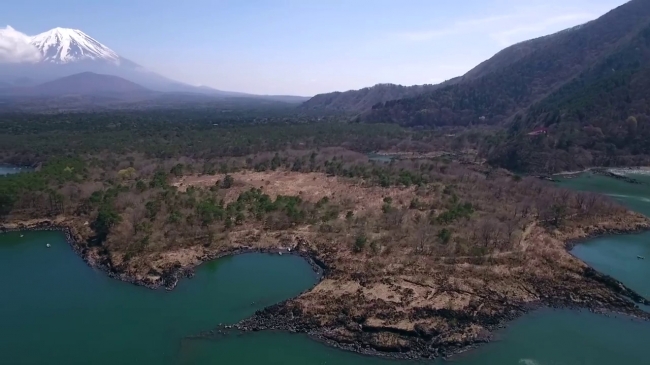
[30,27,121,64]
[0,26,299,99]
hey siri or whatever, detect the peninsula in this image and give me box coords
[2,137,648,358]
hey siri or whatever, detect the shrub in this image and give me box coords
[353,235,367,253]
[437,228,452,244]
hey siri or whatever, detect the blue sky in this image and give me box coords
[1,0,630,95]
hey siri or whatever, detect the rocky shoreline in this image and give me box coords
[0,219,329,291]
[2,219,649,361]
[549,166,650,184]
[219,225,650,360]
[222,288,650,360]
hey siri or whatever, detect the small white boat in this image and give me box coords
[279,251,283,255]
[46,244,51,248]
[637,255,645,260]
[20,234,23,238]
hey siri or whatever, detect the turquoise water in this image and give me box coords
[559,172,650,311]
[367,153,396,163]
[180,309,650,365]
[573,232,650,300]
[1,171,650,364]
[556,172,650,216]
[454,309,650,365]
[0,231,317,365]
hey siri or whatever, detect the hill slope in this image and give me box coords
[486,22,650,173]
[29,72,152,96]
[362,0,650,127]
[299,81,457,112]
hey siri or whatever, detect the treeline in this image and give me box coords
[0,111,412,164]
[0,157,86,216]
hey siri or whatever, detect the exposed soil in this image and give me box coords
[173,170,417,215]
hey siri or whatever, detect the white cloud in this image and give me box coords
[0,26,41,63]
[489,13,597,46]
[393,14,515,42]
[392,7,600,47]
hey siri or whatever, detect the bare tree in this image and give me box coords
[128,204,146,235]
[478,219,498,248]
[414,224,435,253]
[575,193,587,214]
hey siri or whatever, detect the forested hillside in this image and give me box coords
[486,22,650,172]
[363,0,650,128]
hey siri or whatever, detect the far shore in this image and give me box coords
[553,166,650,177]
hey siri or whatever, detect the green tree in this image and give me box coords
[221,174,234,189]
[353,235,367,253]
[437,228,452,244]
[93,205,122,240]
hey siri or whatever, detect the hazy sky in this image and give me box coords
[1,0,630,96]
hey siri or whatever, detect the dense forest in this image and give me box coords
[0,111,400,164]
[0,105,624,255]
[0,108,466,221]
[0,106,598,254]
[486,22,650,172]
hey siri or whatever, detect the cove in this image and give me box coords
[0,231,318,365]
[558,172,650,311]
[2,171,650,365]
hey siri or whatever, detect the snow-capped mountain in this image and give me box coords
[0,26,200,93]
[0,26,306,101]
[30,27,122,65]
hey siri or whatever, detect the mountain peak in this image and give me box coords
[30,27,121,64]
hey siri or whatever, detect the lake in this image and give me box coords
[0,165,33,176]
[1,170,650,365]
[367,153,397,163]
[0,232,318,365]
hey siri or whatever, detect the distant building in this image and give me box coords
[527,128,548,136]
[479,116,486,121]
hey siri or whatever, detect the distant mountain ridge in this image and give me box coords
[0,27,307,101]
[301,0,650,123]
[27,72,152,96]
[0,72,157,108]
[299,82,456,112]
[0,72,309,112]
[361,0,650,127]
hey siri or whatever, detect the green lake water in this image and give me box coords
[367,153,396,163]
[0,165,32,176]
[558,172,650,312]
[1,170,650,365]
[0,231,318,365]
